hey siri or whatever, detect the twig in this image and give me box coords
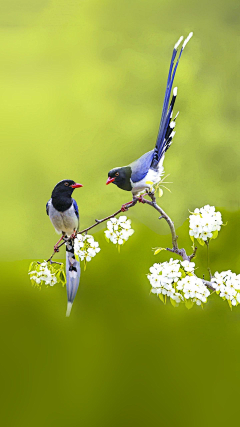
[189,246,198,260]
[44,193,210,291]
[37,260,63,266]
[142,192,178,249]
[166,247,190,261]
[46,200,137,262]
[202,280,215,291]
[77,202,136,235]
[206,241,212,280]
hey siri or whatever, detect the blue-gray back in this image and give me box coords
[130,150,154,183]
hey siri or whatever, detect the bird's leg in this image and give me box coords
[138,194,147,203]
[138,188,155,203]
[121,201,134,212]
[70,229,78,239]
[121,196,138,212]
[54,235,64,252]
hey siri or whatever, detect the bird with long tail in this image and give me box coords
[106,32,193,210]
[46,179,83,317]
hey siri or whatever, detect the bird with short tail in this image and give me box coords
[46,179,83,317]
[106,32,193,210]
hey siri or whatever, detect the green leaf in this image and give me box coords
[170,298,177,307]
[189,235,194,243]
[185,299,194,310]
[211,230,218,240]
[28,261,35,272]
[158,188,163,197]
[154,247,166,255]
[159,293,165,303]
[197,238,205,246]
[105,235,110,243]
[179,268,186,278]
[227,299,232,311]
[60,269,66,282]
[56,268,66,287]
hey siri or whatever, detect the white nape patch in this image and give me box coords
[182,32,193,49]
[173,87,178,96]
[66,302,73,317]
[174,35,183,50]
[170,121,176,129]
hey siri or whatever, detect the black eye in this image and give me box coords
[65,182,69,186]
[115,172,119,177]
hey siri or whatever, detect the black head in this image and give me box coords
[51,179,83,212]
[106,167,132,191]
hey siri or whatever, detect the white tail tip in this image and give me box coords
[66,302,73,317]
[174,36,183,50]
[173,87,178,96]
[182,32,193,49]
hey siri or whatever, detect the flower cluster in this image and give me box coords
[28,261,58,287]
[147,259,210,308]
[105,216,134,249]
[189,205,223,244]
[74,234,100,268]
[211,270,240,308]
[177,274,210,307]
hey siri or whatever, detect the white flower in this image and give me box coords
[74,234,101,266]
[189,205,222,241]
[201,205,215,215]
[211,270,240,307]
[199,231,213,241]
[181,260,195,273]
[105,216,134,247]
[28,261,59,287]
[147,259,210,308]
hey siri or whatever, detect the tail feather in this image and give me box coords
[65,238,81,317]
[151,32,193,169]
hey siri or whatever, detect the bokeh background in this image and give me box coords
[0,0,240,426]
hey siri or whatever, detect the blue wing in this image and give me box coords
[46,200,50,216]
[72,199,79,219]
[130,150,154,183]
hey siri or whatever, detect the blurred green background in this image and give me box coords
[0,0,240,426]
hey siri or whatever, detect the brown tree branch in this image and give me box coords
[141,192,178,249]
[44,194,213,291]
[141,192,198,262]
[46,200,138,262]
[202,280,216,291]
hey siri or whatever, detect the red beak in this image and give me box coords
[70,183,83,188]
[106,177,115,185]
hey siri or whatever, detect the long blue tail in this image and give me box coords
[151,32,193,169]
[65,238,81,317]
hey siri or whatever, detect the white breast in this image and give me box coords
[48,200,79,236]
